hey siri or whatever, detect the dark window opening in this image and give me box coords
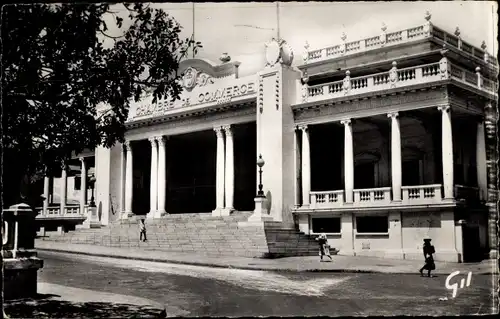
[402,160,421,185]
[355,162,375,188]
[356,216,388,233]
[312,217,341,233]
[74,176,81,191]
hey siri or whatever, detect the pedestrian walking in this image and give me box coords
[139,218,147,242]
[316,230,332,262]
[419,238,435,277]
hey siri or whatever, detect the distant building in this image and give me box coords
[38,13,498,262]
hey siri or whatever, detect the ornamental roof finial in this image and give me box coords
[424,11,431,22]
[454,27,460,37]
[341,32,347,42]
[381,23,387,32]
[481,41,487,50]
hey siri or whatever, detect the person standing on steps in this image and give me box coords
[419,238,435,277]
[316,230,332,262]
[139,218,147,242]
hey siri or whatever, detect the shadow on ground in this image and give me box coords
[4,293,166,318]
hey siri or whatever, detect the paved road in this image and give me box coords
[5,252,497,317]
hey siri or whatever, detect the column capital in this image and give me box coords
[222,125,233,136]
[340,119,351,126]
[123,140,132,150]
[438,105,451,113]
[387,112,399,119]
[298,124,308,132]
[79,157,86,163]
[155,136,166,146]
[148,136,157,145]
[214,126,224,138]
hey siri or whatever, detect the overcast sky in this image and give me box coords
[107,1,498,77]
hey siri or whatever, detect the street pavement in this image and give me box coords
[35,240,498,274]
[4,251,498,317]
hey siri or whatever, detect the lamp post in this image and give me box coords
[89,174,96,207]
[257,154,265,197]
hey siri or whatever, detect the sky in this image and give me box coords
[105,1,498,77]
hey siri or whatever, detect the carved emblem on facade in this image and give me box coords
[265,38,294,67]
[182,67,215,91]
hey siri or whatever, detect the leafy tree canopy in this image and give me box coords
[2,3,201,203]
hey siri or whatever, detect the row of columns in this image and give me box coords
[146,137,167,218]
[214,125,235,215]
[296,106,455,206]
[121,125,236,218]
[42,157,91,215]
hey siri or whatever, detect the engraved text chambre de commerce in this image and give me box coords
[135,82,256,117]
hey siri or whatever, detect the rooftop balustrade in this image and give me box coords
[302,14,497,68]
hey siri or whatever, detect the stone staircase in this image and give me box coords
[38,212,320,258]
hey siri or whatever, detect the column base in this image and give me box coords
[212,208,224,217]
[153,210,169,219]
[488,248,498,259]
[220,207,234,216]
[120,211,134,220]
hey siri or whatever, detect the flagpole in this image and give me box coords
[276,1,280,41]
[192,2,195,58]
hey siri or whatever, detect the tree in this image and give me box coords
[1,3,201,207]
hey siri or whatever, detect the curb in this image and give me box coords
[36,248,496,275]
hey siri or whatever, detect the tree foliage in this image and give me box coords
[2,3,201,205]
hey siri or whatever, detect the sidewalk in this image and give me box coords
[35,240,498,275]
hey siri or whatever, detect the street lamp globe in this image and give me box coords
[257,155,265,168]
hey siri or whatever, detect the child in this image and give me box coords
[139,218,147,242]
[316,231,332,262]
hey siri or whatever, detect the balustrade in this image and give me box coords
[310,190,344,209]
[304,22,497,67]
[36,205,84,218]
[353,187,391,205]
[402,184,442,204]
[302,61,497,104]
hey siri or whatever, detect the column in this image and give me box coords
[439,105,454,199]
[476,120,487,201]
[148,137,158,217]
[213,127,225,215]
[223,125,234,213]
[120,145,126,213]
[342,119,354,203]
[294,126,301,208]
[43,175,49,215]
[156,136,167,217]
[60,163,67,215]
[300,125,311,207]
[124,141,133,216]
[79,157,87,216]
[388,112,402,201]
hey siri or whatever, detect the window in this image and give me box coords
[74,176,81,191]
[355,216,388,233]
[355,162,375,188]
[312,217,341,233]
[402,160,421,186]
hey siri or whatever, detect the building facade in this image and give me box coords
[38,14,498,262]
